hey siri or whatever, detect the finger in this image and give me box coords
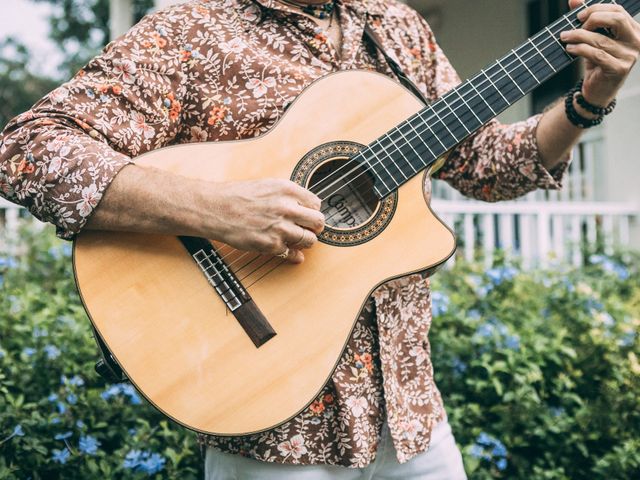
[286,181,322,210]
[285,248,304,264]
[286,227,316,249]
[288,205,325,234]
[561,28,630,59]
[579,11,635,42]
[568,0,585,10]
[565,42,625,75]
[577,3,627,20]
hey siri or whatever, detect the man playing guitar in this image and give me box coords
[0,0,638,477]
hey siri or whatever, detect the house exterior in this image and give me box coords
[1,0,638,264]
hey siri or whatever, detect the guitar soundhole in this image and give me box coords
[308,158,379,230]
[291,140,397,247]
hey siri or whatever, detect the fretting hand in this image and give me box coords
[561,1,640,108]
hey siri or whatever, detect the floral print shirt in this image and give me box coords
[0,0,569,468]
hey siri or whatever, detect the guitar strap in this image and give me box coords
[363,21,430,107]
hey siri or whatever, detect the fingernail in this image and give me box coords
[577,10,586,21]
[560,31,569,40]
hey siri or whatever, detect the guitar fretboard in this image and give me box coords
[358,0,640,198]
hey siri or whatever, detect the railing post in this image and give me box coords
[109,0,134,40]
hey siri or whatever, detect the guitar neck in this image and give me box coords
[363,0,640,198]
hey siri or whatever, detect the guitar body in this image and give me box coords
[73,70,456,436]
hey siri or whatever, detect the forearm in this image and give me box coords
[84,164,219,238]
[536,97,596,171]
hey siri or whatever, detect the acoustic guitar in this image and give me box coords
[73,0,640,436]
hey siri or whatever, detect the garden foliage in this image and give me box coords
[0,226,639,479]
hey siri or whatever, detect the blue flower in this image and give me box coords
[50,417,61,424]
[0,256,18,269]
[431,291,450,316]
[22,347,36,357]
[52,448,71,464]
[0,348,5,359]
[78,435,101,455]
[475,323,494,338]
[486,266,517,286]
[56,401,67,414]
[123,449,143,469]
[44,345,61,360]
[496,458,507,471]
[101,383,142,404]
[469,443,489,460]
[123,450,165,474]
[128,428,137,437]
[76,420,86,429]
[475,431,507,460]
[121,384,142,405]
[504,334,520,351]
[66,394,78,405]
[68,375,84,387]
[101,384,121,400]
[12,425,25,437]
[139,453,166,474]
[54,431,72,440]
[47,393,58,403]
[32,327,48,338]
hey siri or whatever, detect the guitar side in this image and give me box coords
[73,70,456,435]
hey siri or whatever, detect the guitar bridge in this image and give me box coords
[179,236,276,348]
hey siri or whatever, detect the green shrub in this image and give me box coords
[1,225,638,479]
[0,226,202,479]
[430,252,640,479]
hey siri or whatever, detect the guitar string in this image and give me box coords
[314,6,585,222]
[206,3,588,290]
[308,2,593,202]
[308,0,602,199]
[202,0,610,291]
[232,3,596,287]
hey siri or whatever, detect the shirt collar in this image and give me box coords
[251,0,385,18]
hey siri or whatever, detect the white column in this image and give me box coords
[155,0,187,9]
[109,0,134,40]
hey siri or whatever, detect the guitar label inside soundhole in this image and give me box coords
[309,158,378,230]
[291,141,397,247]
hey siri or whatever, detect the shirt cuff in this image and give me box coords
[518,113,572,191]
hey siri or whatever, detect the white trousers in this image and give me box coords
[205,420,468,480]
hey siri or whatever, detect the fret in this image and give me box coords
[545,25,572,61]
[429,103,461,145]
[414,110,449,151]
[468,80,498,118]
[452,88,483,128]
[372,137,410,180]
[481,66,514,108]
[366,145,398,192]
[392,127,422,171]
[495,57,525,96]
[440,95,471,135]
[527,37,557,74]
[512,47,541,85]
[385,129,426,178]
[402,120,437,159]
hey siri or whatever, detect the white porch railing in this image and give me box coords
[430,131,639,267]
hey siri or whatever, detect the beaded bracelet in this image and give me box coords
[564,79,616,129]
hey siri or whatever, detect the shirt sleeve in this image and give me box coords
[413,14,571,202]
[0,8,187,239]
